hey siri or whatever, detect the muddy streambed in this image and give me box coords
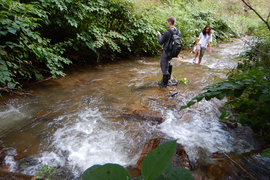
[0,39,269,179]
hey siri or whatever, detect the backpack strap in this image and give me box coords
[167,28,176,44]
[168,28,180,35]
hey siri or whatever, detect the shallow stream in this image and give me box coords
[0,39,269,179]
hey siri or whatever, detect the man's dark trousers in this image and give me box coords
[160,51,171,87]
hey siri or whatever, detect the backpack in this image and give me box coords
[167,28,182,58]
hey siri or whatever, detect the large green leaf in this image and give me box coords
[163,162,174,176]
[260,148,270,158]
[82,164,131,180]
[141,140,177,180]
[167,167,193,180]
[82,165,101,180]
[155,174,165,180]
[135,175,146,180]
[163,163,192,180]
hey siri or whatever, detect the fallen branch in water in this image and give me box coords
[28,77,53,86]
[212,143,258,180]
[222,152,258,180]
[0,86,35,97]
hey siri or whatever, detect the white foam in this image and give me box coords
[38,104,137,174]
[158,100,255,162]
[0,104,25,133]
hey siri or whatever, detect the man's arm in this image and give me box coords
[158,31,170,45]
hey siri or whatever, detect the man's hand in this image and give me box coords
[209,49,212,54]
[157,31,161,36]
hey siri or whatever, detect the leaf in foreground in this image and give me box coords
[82,163,131,180]
[141,140,177,180]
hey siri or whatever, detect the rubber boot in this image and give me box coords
[168,65,172,80]
[158,75,169,88]
[162,75,169,87]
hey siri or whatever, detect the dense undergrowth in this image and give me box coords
[1,0,265,93]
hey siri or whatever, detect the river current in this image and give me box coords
[0,39,268,179]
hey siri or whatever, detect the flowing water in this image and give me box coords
[0,39,269,179]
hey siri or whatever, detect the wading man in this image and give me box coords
[193,25,212,64]
[157,17,180,88]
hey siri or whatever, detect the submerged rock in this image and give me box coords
[136,138,191,170]
[136,138,161,170]
[0,170,33,180]
[207,163,231,180]
[14,147,27,161]
[133,110,164,124]
[0,148,7,165]
[223,120,238,129]
[207,154,270,180]
[126,165,141,178]
[171,143,191,169]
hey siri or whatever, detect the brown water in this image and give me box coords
[0,39,269,179]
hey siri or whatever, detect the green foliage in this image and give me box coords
[260,148,270,158]
[181,67,270,135]
[33,0,159,58]
[163,163,193,180]
[0,0,71,91]
[82,140,193,180]
[176,77,189,85]
[141,140,177,180]
[82,164,131,180]
[0,0,244,93]
[237,36,270,68]
[137,0,240,48]
[34,165,56,180]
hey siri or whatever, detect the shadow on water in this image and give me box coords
[0,39,269,179]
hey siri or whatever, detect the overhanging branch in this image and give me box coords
[241,0,270,31]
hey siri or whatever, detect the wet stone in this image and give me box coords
[223,120,238,129]
[14,147,27,161]
[0,170,33,180]
[211,152,226,159]
[126,166,141,178]
[136,138,191,171]
[207,164,231,180]
[133,110,165,124]
[36,110,56,120]
[180,113,193,121]
[171,143,191,170]
[136,138,162,170]
[36,111,50,117]
[0,165,10,172]
[191,170,210,180]
[0,148,7,165]
[18,157,38,166]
